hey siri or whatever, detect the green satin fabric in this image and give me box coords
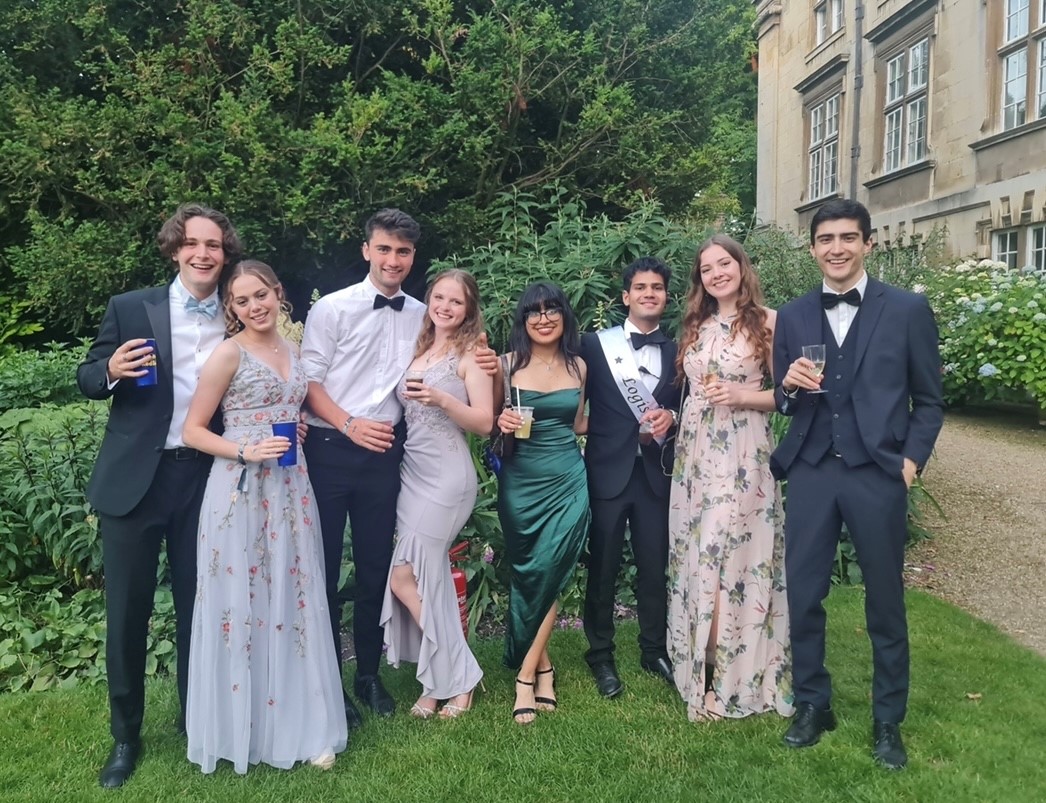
[498,388,590,669]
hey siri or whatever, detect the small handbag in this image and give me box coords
[484,355,514,476]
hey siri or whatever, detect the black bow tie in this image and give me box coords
[630,330,668,349]
[374,294,405,311]
[821,288,862,309]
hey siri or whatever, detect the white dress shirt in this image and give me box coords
[167,278,225,448]
[300,276,426,428]
[623,319,663,394]
[822,272,868,346]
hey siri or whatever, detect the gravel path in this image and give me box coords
[907,409,1046,655]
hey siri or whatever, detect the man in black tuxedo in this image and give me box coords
[772,199,943,769]
[77,204,242,788]
[581,257,680,697]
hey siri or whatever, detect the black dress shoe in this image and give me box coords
[591,662,624,698]
[782,702,837,748]
[354,674,396,717]
[343,689,363,730]
[98,740,141,789]
[640,657,675,687]
[872,721,907,770]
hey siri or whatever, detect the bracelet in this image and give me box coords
[237,444,247,465]
[341,415,354,436]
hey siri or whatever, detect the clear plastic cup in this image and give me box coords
[515,406,535,439]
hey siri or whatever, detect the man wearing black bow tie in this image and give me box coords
[302,210,497,722]
[78,204,242,787]
[580,257,680,697]
[301,209,425,724]
[771,199,943,770]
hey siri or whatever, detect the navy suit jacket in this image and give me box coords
[77,285,209,517]
[771,276,944,479]
[581,330,680,500]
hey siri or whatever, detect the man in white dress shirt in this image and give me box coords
[78,204,241,788]
[301,209,429,723]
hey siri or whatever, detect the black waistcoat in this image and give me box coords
[797,311,873,468]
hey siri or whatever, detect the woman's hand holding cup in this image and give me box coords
[498,407,523,434]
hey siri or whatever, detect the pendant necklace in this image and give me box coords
[425,345,449,365]
[533,353,556,371]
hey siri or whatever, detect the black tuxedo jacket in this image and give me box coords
[771,276,944,478]
[77,285,214,517]
[581,330,680,500]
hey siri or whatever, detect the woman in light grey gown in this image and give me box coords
[379,270,493,718]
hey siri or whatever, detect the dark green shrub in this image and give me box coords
[0,581,175,692]
[0,402,105,587]
[0,341,88,411]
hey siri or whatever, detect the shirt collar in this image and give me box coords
[623,319,660,336]
[171,276,219,306]
[822,271,868,300]
[363,275,405,301]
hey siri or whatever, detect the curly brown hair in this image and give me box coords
[413,269,486,358]
[676,234,771,380]
[156,203,243,264]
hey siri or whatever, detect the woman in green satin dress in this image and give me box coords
[495,282,590,725]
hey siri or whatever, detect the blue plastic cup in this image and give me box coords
[271,422,297,466]
[135,338,158,387]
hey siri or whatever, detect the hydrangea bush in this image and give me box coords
[926,258,1046,409]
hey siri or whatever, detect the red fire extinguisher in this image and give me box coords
[448,541,470,638]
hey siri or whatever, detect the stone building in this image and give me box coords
[754,0,1046,270]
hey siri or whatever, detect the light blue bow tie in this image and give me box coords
[185,296,218,319]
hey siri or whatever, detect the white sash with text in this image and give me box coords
[597,326,664,446]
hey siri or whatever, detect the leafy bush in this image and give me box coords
[0,341,88,411]
[0,581,175,693]
[435,187,701,350]
[0,402,105,587]
[926,259,1046,408]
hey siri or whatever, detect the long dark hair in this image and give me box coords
[508,281,582,380]
[676,234,771,379]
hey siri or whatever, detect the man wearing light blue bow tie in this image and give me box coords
[78,204,241,789]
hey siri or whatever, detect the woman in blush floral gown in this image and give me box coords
[667,236,794,722]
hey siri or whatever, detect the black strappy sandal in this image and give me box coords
[513,677,536,724]
[535,666,557,712]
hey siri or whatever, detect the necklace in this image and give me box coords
[425,344,450,365]
[533,353,557,371]
[242,335,280,354]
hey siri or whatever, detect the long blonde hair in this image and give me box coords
[413,269,486,357]
[676,235,771,380]
[221,259,292,337]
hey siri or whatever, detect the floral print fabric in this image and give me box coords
[667,318,794,721]
[186,347,346,773]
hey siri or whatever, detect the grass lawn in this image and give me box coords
[1,588,1044,802]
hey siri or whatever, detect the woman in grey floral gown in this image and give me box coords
[183,261,346,772]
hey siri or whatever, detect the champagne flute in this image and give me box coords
[801,344,827,394]
[703,360,719,393]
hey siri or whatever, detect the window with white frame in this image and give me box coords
[883,38,930,172]
[993,229,1020,268]
[815,0,844,46]
[808,93,840,200]
[1030,225,1046,274]
[998,0,1046,131]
